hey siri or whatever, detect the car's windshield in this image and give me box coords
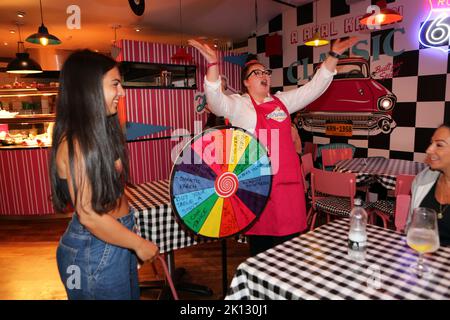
[334,63,368,79]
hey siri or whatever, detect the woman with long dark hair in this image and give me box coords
[50,50,158,299]
[189,38,358,256]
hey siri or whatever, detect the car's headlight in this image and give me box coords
[378,95,395,111]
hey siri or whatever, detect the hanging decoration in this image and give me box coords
[125,122,171,141]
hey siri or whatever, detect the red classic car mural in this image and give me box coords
[297,57,397,136]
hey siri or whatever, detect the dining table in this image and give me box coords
[125,179,213,297]
[225,218,450,300]
[125,179,246,298]
[333,157,427,190]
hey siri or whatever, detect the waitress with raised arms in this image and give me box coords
[189,37,358,256]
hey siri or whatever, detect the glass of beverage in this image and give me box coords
[406,207,440,277]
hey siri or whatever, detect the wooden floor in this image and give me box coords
[0,216,251,300]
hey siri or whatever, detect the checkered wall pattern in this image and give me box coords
[247,0,449,163]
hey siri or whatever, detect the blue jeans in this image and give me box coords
[56,210,140,300]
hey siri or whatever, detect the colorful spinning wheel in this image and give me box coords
[170,126,272,239]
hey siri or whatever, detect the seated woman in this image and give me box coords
[407,122,450,246]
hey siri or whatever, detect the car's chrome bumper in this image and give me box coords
[298,112,396,136]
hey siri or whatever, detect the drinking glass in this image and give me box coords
[406,207,440,277]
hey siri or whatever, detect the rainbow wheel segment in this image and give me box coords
[170,126,272,239]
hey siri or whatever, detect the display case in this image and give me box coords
[120,62,197,89]
[0,87,57,149]
[0,87,58,215]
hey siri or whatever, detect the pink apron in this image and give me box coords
[245,95,307,236]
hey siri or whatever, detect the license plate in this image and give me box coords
[325,123,353,136]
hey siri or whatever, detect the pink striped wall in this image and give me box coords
[118,40,242,91]
[118,40,241,184]
[0,149,53,215]
[0,40,242,215]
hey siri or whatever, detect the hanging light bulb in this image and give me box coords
[39,33,49,46]
[26,0,61,46]
[305,0,329,47]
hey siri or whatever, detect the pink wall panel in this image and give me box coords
[0,40,243,215]
[118,40,242,183]
[0,149,53,215]
[124,89,200,139]
[127,138,187,184]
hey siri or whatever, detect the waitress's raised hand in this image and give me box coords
[188,39,218,63]
[331,37,359,55]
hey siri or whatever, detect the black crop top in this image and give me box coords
[57,176,74,207]
[419,179,450,246]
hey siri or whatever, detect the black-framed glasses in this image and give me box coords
[246,69,272,79]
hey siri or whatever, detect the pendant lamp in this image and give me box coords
[7,24,43,74]
[25,0,61,46]
[110,25,121,59]
[171,0,193,62]
[359,0,403,27]
[305,0,329,47]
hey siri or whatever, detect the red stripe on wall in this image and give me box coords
[118,40,241,183]
[0,149,53,215]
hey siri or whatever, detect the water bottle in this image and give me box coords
[348,198,367,261]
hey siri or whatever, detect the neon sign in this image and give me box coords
[419,0,450,51]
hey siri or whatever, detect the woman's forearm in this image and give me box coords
[206,63,220,83]
[322,55,339,74]
[78,211,144,251]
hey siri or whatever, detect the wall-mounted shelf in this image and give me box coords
[0,114,55,124]
[0,88,58,98]
[120,62,197,89]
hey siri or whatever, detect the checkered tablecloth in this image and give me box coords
[126,179,246,254]
[226,218,450,300]
[125,179,203,254]
[334,157,427,190]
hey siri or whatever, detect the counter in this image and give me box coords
[0,148,54,215]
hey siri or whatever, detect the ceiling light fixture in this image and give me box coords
[17,11,25,18]
[305,0,329,47]
[359,0,403,27]
[7,23,43,74]
[25,0,61,46]
[171,0,193,62]
[111,25,121,59]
